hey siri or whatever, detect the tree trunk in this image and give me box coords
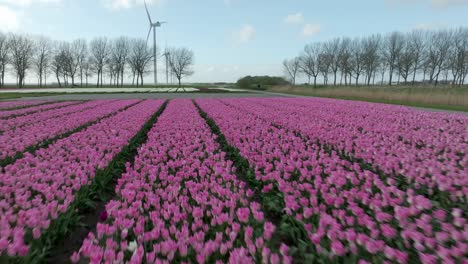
[388,66,394,86]
[412,65,418,85]
[56,72,62,88]
[333,71,337,86]
[2,67,5,87]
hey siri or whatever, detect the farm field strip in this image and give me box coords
[0,100,111,131]
[0,100,140,162]
[196,99,467,264]
[0,100,164,261]
[226,98,468,207]
[0,101,81,119]
[73,99,288,263]
[0,100,52,111]
[0,87,201,93]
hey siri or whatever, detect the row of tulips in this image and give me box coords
[224,98,467,207]
[0,100,109,131]
[0,100,139,161]
[0,101,79,119]
[0,100,51,111]
[73,99,288,264]
[196,99,467,264]
[0,100,164,259]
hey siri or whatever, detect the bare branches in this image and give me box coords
[33,36,52,87]
[285,27,468,87]
[90,37,109,87]
[283,57,300,86]
[0,32,9,87]
[166,47,194,87]
[9,34,35,88]
[128,39,153,87]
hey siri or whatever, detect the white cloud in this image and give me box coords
[284,12,304,24]
[234,24,255,44]
[102,0,164,10]
[0,5,19,31]
[302,23,321,37]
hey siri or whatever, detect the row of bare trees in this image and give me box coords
[0,32,194,88]
[283,27,468,87]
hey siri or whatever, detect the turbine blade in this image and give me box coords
[144,0,153,24]
[146,26,152,44]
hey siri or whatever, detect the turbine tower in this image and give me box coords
[144,0,166,85]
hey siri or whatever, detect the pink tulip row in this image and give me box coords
[0,100,51,110]
[0,100,139,160]
[0,100,110,131]
[0,101,79,119]
[219,98,468,205]
[196,99,467,263]
[73,99,288,264]
[0,99,164,257]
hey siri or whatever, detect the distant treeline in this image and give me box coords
[0,32,194,88]
[283,27,468,87]
[237,75,290,89]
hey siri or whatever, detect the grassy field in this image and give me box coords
[0,93,68,100]
[0,88,240,101]
[0,84,215,90]
[267,85,468,112]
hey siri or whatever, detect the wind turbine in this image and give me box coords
[144,0,167,85]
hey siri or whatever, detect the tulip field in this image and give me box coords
[0,98,466,263]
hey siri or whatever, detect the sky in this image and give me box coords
[1,0,468,83]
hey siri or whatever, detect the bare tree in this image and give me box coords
[362,34,382,86]
[167,47,195,88]
[318,50,332,85]
[90,37,109,87]
[51,42,67,88]
[397,35,415,84]
[9,34,35,88]
[427,30,452,86]
[409,30,426,85]
[128,39,153,87]
[283,57,301,86]
[0,32,9,87]
[111,37,130,87]
[71,39,88,87]
[83,57,94,87]
[63,39,86,86]
[33,36,52,87]
[338,38,352,85]
[299,43,321,87]
[448,28,468,86]
[326,38,341,86]
[383,32,404,85]
[350,38,365,86]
